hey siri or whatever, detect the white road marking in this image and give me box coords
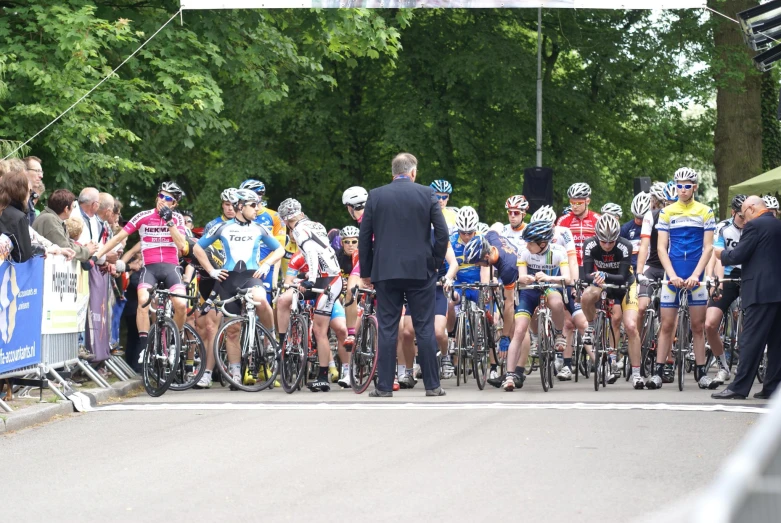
[95,402,768,414]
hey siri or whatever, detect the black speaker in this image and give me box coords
[634,177,651,195]
[523,167,554,214]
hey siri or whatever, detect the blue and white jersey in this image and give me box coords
[198,219,280,272]
[450,231,481,283]
[713,218,742,275]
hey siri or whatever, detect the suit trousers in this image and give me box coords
[374,276,440,392]
[730,302,781,397]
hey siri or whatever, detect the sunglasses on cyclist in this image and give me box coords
[348,203,365,211]
[569,200,586,206]
[185,218,193,224]
[343,239,358,245]
[676,183,694,190]
[158,193,176,203]
[244,202,258,208]
[435,194,449,201]
[507,210,523,216]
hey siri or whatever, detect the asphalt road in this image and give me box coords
[1,375,767,523]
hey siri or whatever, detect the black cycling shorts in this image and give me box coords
[638,266,664,298]
[219,270,265,315]
[139,263,185,292]
[707,277,741,314]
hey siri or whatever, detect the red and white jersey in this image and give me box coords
[556,210,601,266]
[291,219,340,283]
[123,209,186,265]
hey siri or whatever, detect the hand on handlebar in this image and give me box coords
[637,274,649,285]
[253,262,271,280]
[299,280,314,293]
[684,275,700,290]
[668,276,684,288]
[534,271,548,282]
[520,274,536,285]
[591,271,606,286]
[442,277,454,294]
[210,268,229,281]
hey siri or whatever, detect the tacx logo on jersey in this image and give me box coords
[228,234,255,242]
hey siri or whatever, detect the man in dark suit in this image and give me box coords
[712,196,781,400]
[359,152,450,397]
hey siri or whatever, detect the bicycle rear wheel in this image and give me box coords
[143,318,181,397]
[757,349,768,384]
[350,316,379,394]
[676,314,688,392]
[169,323,205,391]
[472,313,489,390]
[539,332,550,392]
[281,314,308,394]
[593,317,602,392]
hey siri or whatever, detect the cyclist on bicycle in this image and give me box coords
[502,220,572,391]
[240,179,286,295]
[430,179,457,231]
[93,182,189,363]
[763,194,778,218]
[704,194,746,388]
[503,195,529,253]
[194,189,284,384]
[622,193,651,273]
[580,214,643,388]
[651,167,715,390]
[279,198,343,392]
[557,183,600,277]
[342,186,369,349]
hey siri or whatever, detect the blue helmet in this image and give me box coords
[664,181,678,203]
[430,179,453,194]
[240,179,266,196]
[522,220,554,243]
[464,235,491,264]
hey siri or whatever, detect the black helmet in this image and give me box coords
[731,194,747,213]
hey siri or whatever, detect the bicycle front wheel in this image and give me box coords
[143,318,181,397]
[213,318,277,392]
[473,313,489,390]
[169,323,205,391]
[281,314,308,394]
[676,315,688,392]
[350,316,379,394]
[593,318,602,392]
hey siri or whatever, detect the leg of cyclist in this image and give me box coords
[705,282,738,386]
[330,305,350,388]
[650,291,678,389]
[503,288,538,391]
[345,272,361,348]
[195,309,219,388]
[691,299,711,388]
[308,277,342,392]
[136,287,152,363]
[399,315,417,389]
[621,285,643,389]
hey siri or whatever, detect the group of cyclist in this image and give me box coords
[111,167,779,394]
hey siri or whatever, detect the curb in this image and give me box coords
[0,379,143,435]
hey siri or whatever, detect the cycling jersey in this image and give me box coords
[450,231,481,283]
[640,209,663,270]
[291,219,341,283]
[203,214,230,252]
[502,223,526,254]
[198,219,280,271]
[485,231,520,286]
[656,199,715,278]
[255,206,285,263]
[551,226,576,259]
[556,210,600,266]
[620,218,642,271]
[582,237,633,286]
[123,209,187,265]
[443,207,457,233]
[713,218,742,275]
[286,251,309,278]
[519,243,568,277]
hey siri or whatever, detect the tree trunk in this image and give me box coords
[710,0,762,218]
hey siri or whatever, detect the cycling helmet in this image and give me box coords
[455,206,479,233]
[239,179,266,195]
[631,192,651,218]
[340,225,360,238]
[342,186,368,207]
[663,182,678,203]
[234,188,259,204]
[601,203,623,219]
[505,195,529,211]
[649,181,667,202]
[522,220,554,243]
[531,205,557,224]
[278,198,302,220]
[159,181,185,201]
[476,222,490,235]
[674,167,699,183]
[567,182,591,199]
[764,194,779,210]
[595,214,620,243]
[731,194,747,213]
[464,235,491,264]
[562,205,572,216]
[221,188,237,202]
[430,179,453,194]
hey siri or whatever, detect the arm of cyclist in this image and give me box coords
[517,254,535,285]
[94,229,129,262]
[685,230,713,289]
[253,233,283,279]
[120,242,141,264]
[603,255,630,286]
[719,221,759,268]
[656,229,681,286]
[443,242,458,292]
[195,228,228,281]
[168,217,188,253]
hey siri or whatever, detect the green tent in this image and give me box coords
[728,166,781,199]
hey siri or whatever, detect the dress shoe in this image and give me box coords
[753,390,773,400]
[425,387,446,397]
[711,388,746,400]
[368,389,393,398]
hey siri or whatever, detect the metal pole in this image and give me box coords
[536,7,543,167]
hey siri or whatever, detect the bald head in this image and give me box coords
[78,187,100,216]
[742,195,767,223]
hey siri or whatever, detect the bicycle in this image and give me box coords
[169,323,206,391]
[577,281,624,391]
[140,286,195,397]
[451,282,499,389]
[664,281,694,392]
[517,279,567,392]
[706,276,743,375]
[345,286,379,394]
[213,288,279,392]
[638,278,662,380]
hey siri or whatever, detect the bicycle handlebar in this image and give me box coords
[141,288,198,309]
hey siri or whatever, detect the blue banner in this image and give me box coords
[0,258,44,374]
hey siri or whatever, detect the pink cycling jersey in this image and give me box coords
[123,209,186,265]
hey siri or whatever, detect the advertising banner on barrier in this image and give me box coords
[41,255,89,334]
[0,258,44,374]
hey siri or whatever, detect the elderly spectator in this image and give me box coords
[0,170,33,262]
[23,156,45,225]
[73,188,117,264]
[32,189,98,261]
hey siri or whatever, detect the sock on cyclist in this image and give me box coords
[696,364,706,381]
[490,363,497,372]
[318,366,329,380]
[138,332,148,345]
[397,364,406,377]
[341,363,349,377]
[278,332,287,348]
[515,366,525,376]
[229,363,241,375]
[564,358,572,370]
[347,327,355,336]
[656,363,665,377]
[632,366,640,378]
[718,354,729,372]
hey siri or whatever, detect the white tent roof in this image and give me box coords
[181,0,706,9]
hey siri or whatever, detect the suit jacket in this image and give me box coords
[721,211,781,308]
[359,177,449,282]
[32,207,93,261]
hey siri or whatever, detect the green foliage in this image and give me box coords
[762,70,781,172]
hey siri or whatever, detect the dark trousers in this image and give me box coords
[730,302,781,396]
[123,315,141,373]
[375,275,440,392]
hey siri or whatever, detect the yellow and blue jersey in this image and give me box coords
[255,206,285,263]
[450,231,481,283]
[656,199,715,277]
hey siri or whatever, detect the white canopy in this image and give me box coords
[181,0,706,9]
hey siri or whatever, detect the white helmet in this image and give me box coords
[631,192,651,218]
[567,183,591,199]
[531,205,557,223]
[595,214,620,243]
[505,195,529,211]
[342,186,368,207]
[221,188,237,202]
[278,198,302,220]
[649,181,667,202]
[455,206,479,233]
[764,194,779,210]
[234,188,259,205]
[674,167,699,183]
[476,222,490,235]
[601,202,623,219]
[340,225,360,238]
